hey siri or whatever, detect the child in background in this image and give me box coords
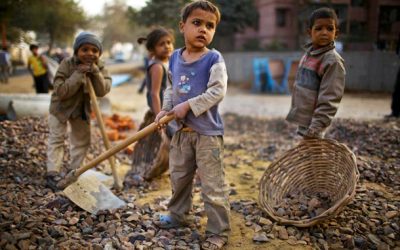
[140,28,174,115]
[127,27,175,182]
[137,41,151,94]
[46,32,111,190]
[286,7,346,138]
[385,33,400,119]
[0,46,11,83]
[28,44,50,93]
[155,1,230,249]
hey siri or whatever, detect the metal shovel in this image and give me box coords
[58,113,175,213]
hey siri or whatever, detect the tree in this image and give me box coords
[1,0,86,51]
[213,0,258,51]
[132,0,189,47]
[28,0,87,51]
[132,0,258,51]
[138,0,264,48]
[0,0,33,47]
[137,0,188,29]
[97,0,147,49]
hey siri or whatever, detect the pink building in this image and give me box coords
[234,0,400,51]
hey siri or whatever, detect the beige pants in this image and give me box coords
[47,114,90,173]
[168,130,231,237]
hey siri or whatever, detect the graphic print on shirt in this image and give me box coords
[178,72,194,94]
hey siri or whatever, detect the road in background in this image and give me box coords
[0,63,392,122]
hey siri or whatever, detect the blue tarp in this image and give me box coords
[111,74,132,87]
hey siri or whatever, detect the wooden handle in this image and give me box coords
[86,76,121,189]
[74,113,175,177]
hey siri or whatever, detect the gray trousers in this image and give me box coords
[297,125,325,138]
[46,114,90,173]
[0,65,9,83]
[168,130,231,237]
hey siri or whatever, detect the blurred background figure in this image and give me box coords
[27,44,50,93]
[50,47,69,64]
[137,37,152,94]
[386,33,400,119]
[111,42,134,62]
[0,47,12,83]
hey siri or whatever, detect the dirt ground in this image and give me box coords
[0,65,396,250]
[0,66,309,249]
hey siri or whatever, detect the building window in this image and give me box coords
[276,8,288,27]
[351,0,366,7]
[349,21,368,41]
[379,6,400,33]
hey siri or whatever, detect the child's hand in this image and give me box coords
[155,110,169,129]
[302,134,316,140]
[303,128,322,139]
[90,63,100,74]
[77,64,91,73]
[172,101,190,119]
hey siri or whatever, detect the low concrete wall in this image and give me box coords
[223,51,399,92]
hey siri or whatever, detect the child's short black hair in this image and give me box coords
[181,0,221,24]
[138,27,174,52]
[29,44,39,51]
[308,7,338,29]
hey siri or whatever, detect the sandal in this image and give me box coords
[154,214,187,229]
[201,235,227,250]
[46,172,61,192]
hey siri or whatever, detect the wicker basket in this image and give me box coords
[259,139,359,227]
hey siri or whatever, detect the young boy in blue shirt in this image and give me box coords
[155,1,230,249]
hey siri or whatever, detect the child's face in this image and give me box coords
[308,18,338,49]
[31,48,38,55]
[77,43,100,64]
[153,35,174,61]
[179,8,217,50]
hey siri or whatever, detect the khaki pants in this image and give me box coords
[47,114,90,173]
[168,131,230,237]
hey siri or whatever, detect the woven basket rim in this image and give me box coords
[258,138,359,227]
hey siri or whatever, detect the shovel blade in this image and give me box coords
[100,163,132,188]
[81,169,114,188]
[63,174,126,214]
[80,164,131,189]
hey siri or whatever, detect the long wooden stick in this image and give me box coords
[58,114,175,189]
[86,76,122,190]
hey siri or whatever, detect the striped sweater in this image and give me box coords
[286,42,346,137]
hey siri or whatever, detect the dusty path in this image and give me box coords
[103,82,392,123]
[220,88,391,120]
[0,65,392,122]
